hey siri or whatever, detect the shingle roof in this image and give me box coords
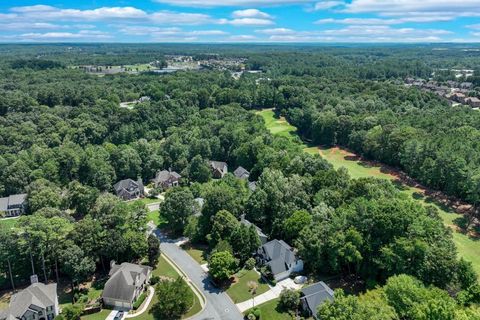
[210,161,227,171]
[5,283,57,319]
[154,170,181,183]
[241,215,267,240]
[233,166,250,179]
[0,194,27,211]
[301,281,334,316]
[259,239,296,276]
[102,263,151,303]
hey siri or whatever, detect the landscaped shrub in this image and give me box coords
[133,292,147,310]
[245,258,256,270]
[150,275,160,285]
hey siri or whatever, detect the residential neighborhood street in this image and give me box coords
[154,229,243,320]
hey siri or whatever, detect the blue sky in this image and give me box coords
[0,0,480,42]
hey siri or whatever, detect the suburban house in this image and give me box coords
[466,97,480,108]
[102,262,152,310]
[152,169,181,189]
[233,166,250,180]
[0,194,27,218]
[0,282,59,320]
[248,181,257,192]
[113,178,144,201]
[300,281,334,319]
[209,161,228,178]
[256,239,304,281]
[240,214,268,244]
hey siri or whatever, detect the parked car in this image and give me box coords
[294,275,308,284]
[114,311,124,320]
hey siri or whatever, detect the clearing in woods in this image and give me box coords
[258,108,480,276]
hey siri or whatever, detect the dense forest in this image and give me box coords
[1,44,480,319]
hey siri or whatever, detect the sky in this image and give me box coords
[0,0,480,43]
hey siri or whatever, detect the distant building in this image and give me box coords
[460,82,473,89]
[248,181,257,192]
[113,178,144,201]
[300,281,334,319]
[152,170,181,189]
[209,161,228,179]
[466,97,480,108]
[102,262,152,310]
[0,194,27,218]
[233,166,250,180]
[256,239,304,281]
[240,214,268,244]
[0,282,59,320]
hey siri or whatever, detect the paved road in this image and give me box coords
[154,230,243,320]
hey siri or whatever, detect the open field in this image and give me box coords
[226,269,270,303]
[259,109,480,276]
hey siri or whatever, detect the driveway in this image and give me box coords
[154,230,243,320]
[236,278,303,312]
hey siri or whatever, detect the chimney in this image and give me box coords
[110,260,116,270]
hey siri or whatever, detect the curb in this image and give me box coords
[161,252,207,319]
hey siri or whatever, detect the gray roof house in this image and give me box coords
[248,181,257,192]
[240,214,268,244]
[233,166,250,180]
[300,281,334,319]
[209,161,228,179]
[102,262,152,310]
[152,170,181,189]
[256,239,303,281]
[0,282,59,320]
[0,194,27,218]
[113,178,144,201]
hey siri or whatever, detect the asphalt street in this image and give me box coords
[155,230,243,320]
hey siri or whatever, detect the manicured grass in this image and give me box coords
[181,243,208,265]
[146,210,167,228]
[0,218,19,229]
[152,256,179,279]
[244,298,292,320]
[260,108,480,277]
[226,269,270,303]
[134,198,163,206]
[134,256,202,320]
[81,309,112,320]
[258,109,298,140]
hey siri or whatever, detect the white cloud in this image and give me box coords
[255,28,296,35]
[10,5,147,21]
[153,0,315,6]
[232,9,271,18]
[9,30,112,42]
[344,0,480,18]
[228,34,258,41]
[150,11,215,25]
[313,1,344,10]
[0,22,64,31]
[316,16,453,24]
[467,24,480,30]
[223,18,274,26]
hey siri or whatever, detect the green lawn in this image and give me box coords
[226,269,270,303]
[81,309,112,320]
[134,255,202,320]
[0,218,19,229]
[244,298,292,320]
[133,198,163,206]
[259,108,480,277]
[258,109,298,140]
[181,243,208,265]
[146,210,167,227]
